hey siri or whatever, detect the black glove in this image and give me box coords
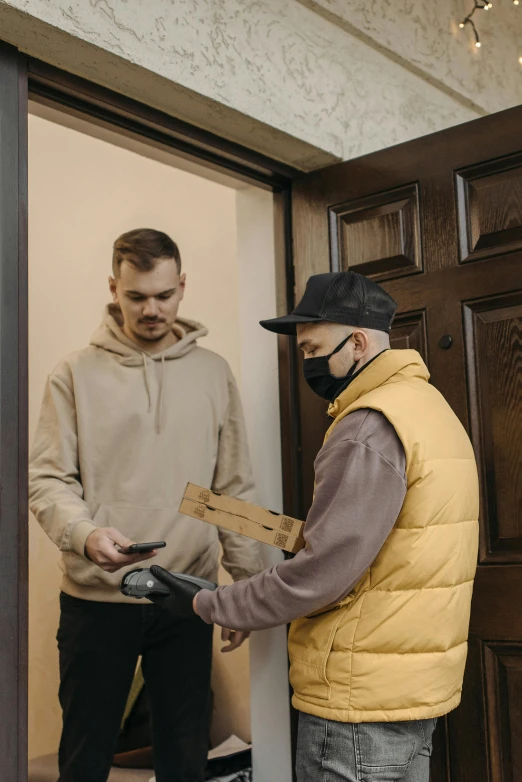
[149,565,217,620]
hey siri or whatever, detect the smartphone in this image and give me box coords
[120,541,166,555]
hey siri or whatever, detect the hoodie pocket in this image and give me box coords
[91,502,158,541]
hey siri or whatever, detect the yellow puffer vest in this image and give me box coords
[288,349,479,723]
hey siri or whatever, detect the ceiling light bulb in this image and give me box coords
[515,1,519,6]
[519,56,522,64]
[475,40,481,47]
[459,22,465,27]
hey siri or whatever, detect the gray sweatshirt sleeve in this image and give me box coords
[197,409,407,631]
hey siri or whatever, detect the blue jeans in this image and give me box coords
[296,713,437,782]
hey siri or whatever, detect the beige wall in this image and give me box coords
[28,111,254,758]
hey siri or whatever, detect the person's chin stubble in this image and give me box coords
[134,322,170,342]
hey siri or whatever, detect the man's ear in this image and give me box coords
[179,273,187,300]
[352,329,369,360]
[109,276,118,303]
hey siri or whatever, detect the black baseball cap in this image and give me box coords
[260,271,398,335]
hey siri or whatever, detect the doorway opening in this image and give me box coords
[26,99,293,782]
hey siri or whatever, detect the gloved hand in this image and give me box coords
[149,565,217,620]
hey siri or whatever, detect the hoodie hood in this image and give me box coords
[90,305,208,365]
[89,306,209,433]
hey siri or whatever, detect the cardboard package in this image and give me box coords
[180,483,305,554]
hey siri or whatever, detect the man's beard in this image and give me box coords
[135,319,171,342]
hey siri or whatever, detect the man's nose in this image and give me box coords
[142,298,159,317]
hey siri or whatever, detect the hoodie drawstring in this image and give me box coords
[157,353,165,434]
[142,352,166,434]
[142,353,152,412]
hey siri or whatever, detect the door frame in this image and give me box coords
[0,41,303,782]
[0,41,29,782]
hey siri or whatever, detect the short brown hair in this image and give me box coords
[112,229,181,276]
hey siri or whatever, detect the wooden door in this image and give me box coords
[292,105,522,781]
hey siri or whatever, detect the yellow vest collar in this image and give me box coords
[328,349,430,419]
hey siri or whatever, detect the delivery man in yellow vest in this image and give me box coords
[150,271,480,782]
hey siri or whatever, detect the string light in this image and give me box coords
[457,1,522,62]
[458,2,489,49]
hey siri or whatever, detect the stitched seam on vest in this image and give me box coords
[371,580,474,592]
[289,658,325,669]
[392,520,477,528]
[409,457,476,465]
[292,691,462,719]
[352,643,467,655]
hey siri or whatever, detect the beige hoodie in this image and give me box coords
[29,309,263,603]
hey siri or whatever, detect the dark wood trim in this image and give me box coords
[0,41,28,782]
[17,49,29,782]
[27,59,300,190]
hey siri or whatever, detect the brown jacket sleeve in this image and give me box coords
[197,409,406,630]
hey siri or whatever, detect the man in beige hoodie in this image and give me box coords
[29,228,262,782]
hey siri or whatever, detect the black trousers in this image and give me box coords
[57,593,213,782]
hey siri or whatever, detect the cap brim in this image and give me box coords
[259,314,324,335]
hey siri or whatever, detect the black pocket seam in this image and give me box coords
[320,719,329,769]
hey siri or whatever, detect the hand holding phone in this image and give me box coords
[85,529,163,573]
[119,541,167,555]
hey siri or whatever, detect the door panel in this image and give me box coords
[464,293,522,564]
[456,153,522,262]
[329,182,423,280]
[390,309,428,359]
[292,104,522,781]
[483,643,522,782]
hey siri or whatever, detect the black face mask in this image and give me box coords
[303,334,356,402]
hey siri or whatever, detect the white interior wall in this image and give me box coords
[28,109,291,777]
[236,186,293,782]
